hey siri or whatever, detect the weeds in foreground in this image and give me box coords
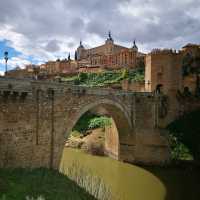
[0,195,45,200]
[61,161,118,200]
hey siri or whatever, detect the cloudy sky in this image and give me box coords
[0,0,200,74]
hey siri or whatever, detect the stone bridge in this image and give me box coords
[0,78,180,169]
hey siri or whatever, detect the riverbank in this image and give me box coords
[0,168,96,200]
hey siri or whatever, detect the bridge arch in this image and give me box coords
[63,98,134,161]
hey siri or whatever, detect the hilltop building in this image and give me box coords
[5,32,200,97]
[76,32,143,70]
[6,32,144,78]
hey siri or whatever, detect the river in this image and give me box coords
[60,147,200,200]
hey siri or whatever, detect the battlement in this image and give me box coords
[149,48,179,55]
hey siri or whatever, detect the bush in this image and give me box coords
[78,72,88,82]
[72,112,112,134]
[88,117,112,129]
[167,109,200,161]
[73,112,97,133]
[169,135,193,160]
[62,69,144,87]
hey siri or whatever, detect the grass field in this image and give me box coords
[0,168,96,200]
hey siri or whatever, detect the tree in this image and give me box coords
[193,56,200,96]
[182,54,200,96]
[167,110,200,161]
[75,51,78,61]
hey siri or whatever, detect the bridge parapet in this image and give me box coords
[0,77,156,98]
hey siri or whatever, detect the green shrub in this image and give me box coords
[78,72,88,82]
[88,117,112,129]
[72,112,97,133]
[167,109,200,161]
[62,68,144,87]
[72,112,112,134]
[169,135,193,160]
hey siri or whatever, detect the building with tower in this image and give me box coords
[76,32,145,70]
[5,31,200,97]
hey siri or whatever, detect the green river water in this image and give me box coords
[60,147,200,200]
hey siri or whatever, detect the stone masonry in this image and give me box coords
[0,78,171,169]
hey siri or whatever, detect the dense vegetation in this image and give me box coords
[61,68,144,87]
[182,53,200,96]
[167,110,200,161]
[168,135,193,160]
[71,112,112,137]
[0,168,95,200]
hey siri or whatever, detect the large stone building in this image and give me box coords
[5,32,145,78]
[6,58,78,79]
[6,65,38,79]
[76,32,144,70]
[4,32,200,97]
[39,58,77,76]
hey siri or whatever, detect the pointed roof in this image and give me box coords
[132,40,138,51]
[106,31,114,43]
[79,40,84,48]
[68,53,71,60]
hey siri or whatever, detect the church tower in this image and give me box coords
[77,40,85,60]
[105,31,114,55]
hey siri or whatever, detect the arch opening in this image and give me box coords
[63,99,133,161]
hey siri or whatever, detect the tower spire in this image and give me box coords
[74,50,77,61]
[106,30,114,43]
[68,52,71,61]
[79,40,84,48]
[108,31,112,39]
[132,39,138,51]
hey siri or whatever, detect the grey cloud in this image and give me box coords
[67,42,75,48]
[85,0,200,45]
[45,40,60,52]
[0,0,200,62]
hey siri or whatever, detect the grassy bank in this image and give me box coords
[0,168,96,200]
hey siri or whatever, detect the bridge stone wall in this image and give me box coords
[0,78,170,169]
